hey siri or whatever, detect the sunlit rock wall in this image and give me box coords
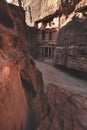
[11,0,81,26]
[11,0,61,26]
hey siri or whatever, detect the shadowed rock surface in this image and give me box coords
[38,84,87,130]
[54,14,87,72]
[0,1,47,130]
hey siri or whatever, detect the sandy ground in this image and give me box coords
[35,60,87,95]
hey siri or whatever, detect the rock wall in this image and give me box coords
[11,0,81,26]
[1,1,87,130]
[54,14,87,72]
[12,0,60,26]
[38,84,87,130]
[54,0,87,72]
[26,25,37,57]
[0,0,47,130]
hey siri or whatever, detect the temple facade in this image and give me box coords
[36,28,57,58]
[35,14,67,59]
[35,0,87,61]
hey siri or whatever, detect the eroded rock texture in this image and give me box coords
[0,0,47,130]
[1,1,87,130]
[38,84,87,130]
[12,0,81,26]
[54,16,87,72]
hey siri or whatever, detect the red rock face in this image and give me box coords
[0,1,47,130]
[38,84,87,130]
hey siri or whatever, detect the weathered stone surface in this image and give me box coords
[54,15,87,72]
[38,84,87,130]
[0,1,47,130]
[11,0,81,26]
[2,1,87,130]
[26,25,37,57]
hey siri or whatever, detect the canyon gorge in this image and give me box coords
[0,0,87,130]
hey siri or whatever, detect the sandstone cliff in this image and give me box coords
[1,1,87,130]
[11,0,82,26]
[0,1,47,130]
[54,17,87,72]
[54,0,87,72]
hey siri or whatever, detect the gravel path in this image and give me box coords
[35,60,87,95]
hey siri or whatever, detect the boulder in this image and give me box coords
[38,84,87,130]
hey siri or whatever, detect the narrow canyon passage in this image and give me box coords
[35,60,87,95]
[1,0,87,129]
